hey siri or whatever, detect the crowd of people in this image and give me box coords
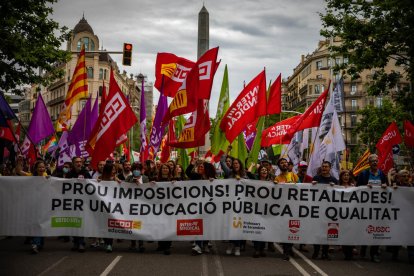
[0,149,413,264]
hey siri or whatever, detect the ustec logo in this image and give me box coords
[107,219,141,229]
[366,225,390,234]
[289,220,300,234]
[327,223,339,240]
[177,219,203,236]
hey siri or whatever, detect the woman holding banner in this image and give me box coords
[339,170,356,260]
[16,159,48,254]
[220,146,247,256]
[98,163,119,253]
[186,158,216,255]
[247,163,272,258]
[156,164,174,255]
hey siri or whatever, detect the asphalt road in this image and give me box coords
[0,237,412,276]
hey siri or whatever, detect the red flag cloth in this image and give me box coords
[160,134,170,163]
[267,73,282,115]
[220,70,267,143]
[261,115,302,147]
[376,121,402,157]
[86,70,138,169]
[404,120,414,148]
[154,53,195,97]
[0,114,14,142]
[378,151,394,174]
[168,99,211,148]
[162,47,219,124]
[281,84,330,142]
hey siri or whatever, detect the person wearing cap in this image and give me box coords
[297,161,313,183]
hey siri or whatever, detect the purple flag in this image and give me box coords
[243,130,256,151]
[27,93,54,145]
[140,79,148,161]
[91,94,99,131]
[67,97,92,158]
[149,94,168,154]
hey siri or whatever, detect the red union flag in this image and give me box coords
[168,99,210,148]
[220,70,267,143]
[87,70,138,169]
[162,47,219,124]
[404,120,414,148]
[376,121,402,157]
[267,73,282,115]
[154,53,195,97]
[261,115,302,147]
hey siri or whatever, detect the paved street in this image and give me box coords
[0,237,412,276]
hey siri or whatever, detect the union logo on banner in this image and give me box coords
[176,219,203,236]
[327,223,339,240]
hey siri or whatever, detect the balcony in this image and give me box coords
[47,96,65,106]
[344,105,359,112]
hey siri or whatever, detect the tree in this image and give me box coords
[320,0,414,115]
[0,0,70,94]
[353,99,408,153]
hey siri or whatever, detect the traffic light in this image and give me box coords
[122,43,133,66]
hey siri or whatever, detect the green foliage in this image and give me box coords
[353,99,409,152]
[320,0,414,113]
[0,0,70,94]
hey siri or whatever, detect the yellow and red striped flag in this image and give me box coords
[57,45,88,131]
[352,149,371,176]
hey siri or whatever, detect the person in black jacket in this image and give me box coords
[356,154,388,263]
[65,157,91,253]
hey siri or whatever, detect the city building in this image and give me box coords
[284,38,408,154]
[19,16,153,131]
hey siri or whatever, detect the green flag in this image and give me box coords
[211,65,230,155]
[246,116,265,172]
[230,133,248,167]
[175,115,190,170]
[272,144,282,155]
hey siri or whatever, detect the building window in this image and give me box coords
[376,97,383,107]
[343,57,349,64]
[99,68,104,80]
[316,60,323,70]
[351,115,357,127]
[351,99,358,111]
[327,58,332,67]
[351,83,357,94]
[77,37,95,51]
[314,84,321,95]
[335,57,341,65]
[87,67,94,79]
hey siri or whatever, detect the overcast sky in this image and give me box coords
[52,0,326,117]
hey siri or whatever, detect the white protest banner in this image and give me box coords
[0,176,413,246]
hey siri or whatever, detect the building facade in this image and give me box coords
[19,16,153,131]
[284,38,408,152]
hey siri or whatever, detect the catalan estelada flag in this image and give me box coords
[57,45,88,131]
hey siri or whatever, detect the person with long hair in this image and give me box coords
[247,163,272,257]
[339,170,355,260]
[99,163,118,253]
[173,163,187,181]
[16,159,48,254]
[220,147,247,256]
[156,164,174,255]
[186,158,216,255]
